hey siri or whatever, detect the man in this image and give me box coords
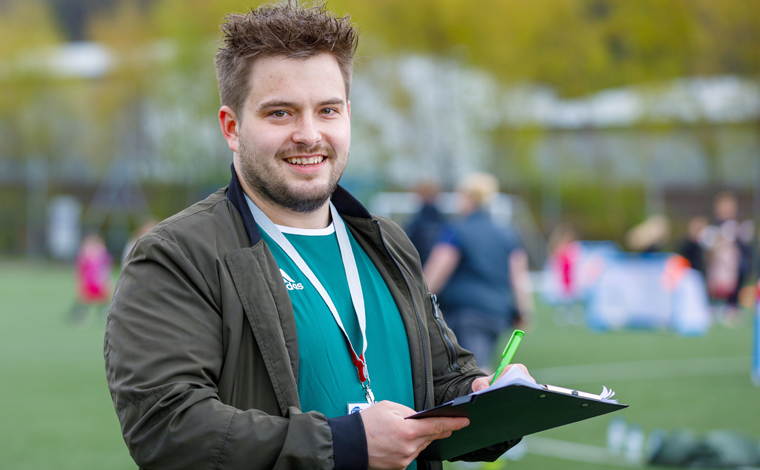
[104,3,528,469]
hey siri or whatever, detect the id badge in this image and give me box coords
[347,402,373,414]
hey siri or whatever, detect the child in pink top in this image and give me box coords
[69,234,112,324]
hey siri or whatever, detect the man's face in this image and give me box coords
[236,53,351,214]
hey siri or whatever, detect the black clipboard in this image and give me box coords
[407,378,627,461]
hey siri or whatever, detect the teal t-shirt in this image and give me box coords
[259,221,416,420]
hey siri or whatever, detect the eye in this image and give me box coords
[271,110,288,118]
[320,108,337,116]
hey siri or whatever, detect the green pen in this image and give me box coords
[490,329,525,385]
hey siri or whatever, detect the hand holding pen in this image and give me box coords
[471,329,534,392]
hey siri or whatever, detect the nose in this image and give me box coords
[291,114,322,147]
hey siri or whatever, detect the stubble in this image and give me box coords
[238,137,347,214]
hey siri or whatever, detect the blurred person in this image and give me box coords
[702,192,753,320]
[120,218,157,265]
[68,233,112,324]
[424,173,533,371]
[405,179,447,265]
[678,216,709,277]
[545,223,584,325]
[625,214,670,253]
[736,219,755,304]
[547,223,579,298]
[103,4,527,470]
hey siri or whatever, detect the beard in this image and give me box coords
[237,136,347,214]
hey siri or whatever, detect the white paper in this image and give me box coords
[476,366,619,404]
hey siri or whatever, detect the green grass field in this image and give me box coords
[1,262,758,469]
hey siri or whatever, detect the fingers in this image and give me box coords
[364,402,470,469]
[361,401,413,439]
[418,430,453,450]
[373,400,415,417]
[408,417,468,457]
[512,363,536,382]
[471,376,491,392]
[494,363,534,382]
[472,363,536,392]
[411,416,469,438]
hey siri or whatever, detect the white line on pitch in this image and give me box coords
[532,356,751,385]
[524,436,642,467]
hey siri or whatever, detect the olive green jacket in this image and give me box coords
[104,169,513,469]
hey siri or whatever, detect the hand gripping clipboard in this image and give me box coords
[406,368,628,461]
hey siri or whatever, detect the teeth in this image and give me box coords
[286,156,325,165]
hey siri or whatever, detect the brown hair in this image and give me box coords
[214,1,358,118]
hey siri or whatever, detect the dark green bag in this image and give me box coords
[648,429,760,468]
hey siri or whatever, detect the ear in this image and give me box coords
[347,100,351,118]
[219,105,240,153]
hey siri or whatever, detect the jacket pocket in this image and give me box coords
[428,293,460,372]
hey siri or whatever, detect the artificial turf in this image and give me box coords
[1,262,757,470]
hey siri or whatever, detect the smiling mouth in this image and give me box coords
[284,156,325,166]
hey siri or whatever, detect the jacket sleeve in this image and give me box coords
[104,234,354,470]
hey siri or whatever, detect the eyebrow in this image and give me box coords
[257,98,346,113]
[318,98,346,107]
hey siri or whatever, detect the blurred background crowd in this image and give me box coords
[1,0,759,469]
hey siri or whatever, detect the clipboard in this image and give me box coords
[407,368,627,461]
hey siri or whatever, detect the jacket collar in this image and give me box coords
[226,163,371,247]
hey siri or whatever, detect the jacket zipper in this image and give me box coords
[429,294,460,371]
[374,219,430,411]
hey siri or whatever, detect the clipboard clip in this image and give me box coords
[452,395,476,407]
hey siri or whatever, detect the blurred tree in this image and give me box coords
[0,0,68,163]
[0,0,61,59]
[327,0,759,235]
[144,0,269,191]
[332,0,759,96]
[1,0,758,247]
[692,0,760,76]
[689,0,760,197]
[87,0,157,169]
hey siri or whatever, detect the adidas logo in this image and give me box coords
[280,269,304,291]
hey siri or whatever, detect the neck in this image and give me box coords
[236,169,331,229]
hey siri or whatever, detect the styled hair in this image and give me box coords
[214,1,358,118]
